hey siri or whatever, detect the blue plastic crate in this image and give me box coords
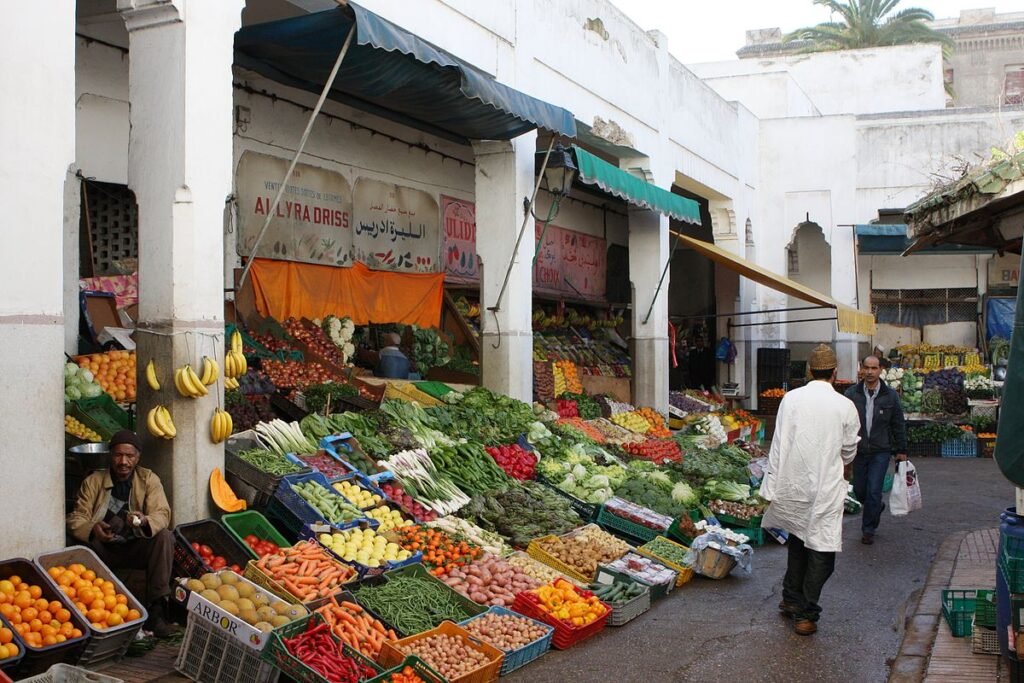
[272,471,370,535]
[328,472,389,511]
[941,434,978,458]
[298,521,419,582]
[459,605,554,676]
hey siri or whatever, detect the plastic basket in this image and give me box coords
[590,578,651,627]
[1003,535,1024,593]
[14,664,125,683]
[297,521,417,581]
[534,475,598,524]
[68,395,132,442]
[941,434,978,458]
[526,537,593,584]
[504,552,584,588]
[757,395,782,415]
[978,436,997,459]
[0,626,25,677]
[510,586,610,650]
[595,562,675,601]
[907,441,940,458]
[365,656,446,683]
[636,536,695,587]
[692,547,738,580]
[220,510,292,560]
[369,564,487,635]
[971,620,999,655]
[175,612,280,683]
[975,588,996,628]
[377,621,504,683]
[595,505,664,544]
[459,606,554,675]
[270,471,367,537]
[261,612,381,683]
[0,558,91,677]
[722,525,766,547]
[941,589,978,637]
[242,552,356,606]
[225,446,311,510]
[328,473,388,511]
[172,519,253,579]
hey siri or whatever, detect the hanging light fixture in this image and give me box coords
[540,142,577,197]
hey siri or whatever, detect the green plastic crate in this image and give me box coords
[70,394,133,440]
[975,588,996,629]
[412,381,455,400]
[596,505,664,543]
[942,589,978,637]
[220,510,292,559]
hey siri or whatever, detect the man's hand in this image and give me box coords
[129,512,151,534]
[895,453,908,462]
[91,521,114,543]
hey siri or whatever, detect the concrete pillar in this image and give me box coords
[629,208,671,414]
[120,0,243,524]
[0,1,75,557]
[472,134,538,403]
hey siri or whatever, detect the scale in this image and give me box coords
[721,382,741,397]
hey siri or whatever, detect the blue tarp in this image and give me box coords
[854,224,991,254]
[234,3,576,142]
[987,297,1016,341]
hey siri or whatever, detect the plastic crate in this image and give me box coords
[220,510,292,560]
[510,585,610,650]
[595,561,676,601]
[0,558,91,677]
[978,436,997,459]
[590,578,651,627]
[756,395,782,415]
[941,589,978,637]
[503,552,584,588]
[225,445,311,510]
[534,475,598,524]
[271,472,366,537]
[328,473,389,511]
[33,547,144,668]
[297,521,416,581]
[907,441,940,458]
[722,524,766,547]
[0,626,25,677]
[413,381,455,400]
[242,551,356,606]
[1002,535,1024,592]
[175,611,280,683]
[459,606,554,675]
[367,564,486,635]
[972,619,999,655]
[262,612,379,683]
[172,519,253,578]
[974,588,996,628]
[365,656,446,683]
[941,434,978,458]
[526,537,593,584]
[595,505,665,544]
[636,536,695,587]
[377,621,504,683]
[14,664,125,683]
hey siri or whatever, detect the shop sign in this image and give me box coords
[441,195,478,281]
[236,151,353,267]
[988,253,1020,288]
[561,230,607,298]
[352,178,440,272]
[533,222,562,292]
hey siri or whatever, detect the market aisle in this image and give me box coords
[507,458,1013,683]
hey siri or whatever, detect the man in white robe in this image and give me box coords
[760,344,861,635]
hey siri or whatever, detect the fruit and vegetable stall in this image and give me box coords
[31,374,780,682]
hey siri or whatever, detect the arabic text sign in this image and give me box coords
[533,222,562,292]
[561,230,607,298]
[352,178,441,272]
[441,196,478,281]
[236,151,353,266]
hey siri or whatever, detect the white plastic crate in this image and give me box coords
[16,663,124,683]
[175,613,280,683]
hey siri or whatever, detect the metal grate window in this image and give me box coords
[81,180,139,277]
[871,287,977,327]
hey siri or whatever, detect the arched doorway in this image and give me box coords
[786,222,833,369]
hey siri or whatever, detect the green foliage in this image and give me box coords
[786,0,954,57]
[409,325,450,373]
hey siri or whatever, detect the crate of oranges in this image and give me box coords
[35,547,147,666]
[0,558,90,677]
[0,621,25,675]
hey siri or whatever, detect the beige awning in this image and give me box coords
[672,231,876,336]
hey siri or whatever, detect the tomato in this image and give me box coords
[199,544,214,558]
[229,564,242,573]
[191,542,201,552]
[210,556,227,569]
[244,534,259,545]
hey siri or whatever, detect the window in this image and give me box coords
[871,288,977,328]
[1005,65,1024,106]
[80,180,139,277]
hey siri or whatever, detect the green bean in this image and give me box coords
[238,448,302,475]
[354,576,473,634]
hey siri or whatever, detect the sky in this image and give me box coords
[608,0,1024,63]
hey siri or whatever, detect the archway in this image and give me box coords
[786,222,833,369]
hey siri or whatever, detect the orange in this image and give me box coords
[21,607,37,622]
[86,608,105,624]
[55,609,70,624]
[7,612,20,626]
[8,576,21,588]
[47,601,61,614]
[55,635,66,644]
[28,619,42,633]
[105,613,123,627]
[115,594,127,606]
[77,589,94,605]
[27,585,41,600]
[59,623,73,637]
[72,578,89,591]
[13,591,32,610]
[126,609,141,622]
[112,604,129,619]
[103,596,116,610]
[0,644,9,660]
[90,598,106,611]
[5,642,16,657]
[0,604,11,618]
[38,610,51,624]
[42,635,56,646]
[90,622,106,631]
[0,627,11,644]
[39,625,56,639]
[75,602,87,614]
[62,587,76,600]
[101,585,115,597]
[0,580,13,596]
[33,599,48,612]
[70,628,82,638]
[81,570,96,582]
[69,564,86,576]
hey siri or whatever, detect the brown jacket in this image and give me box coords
[67,466,172,543]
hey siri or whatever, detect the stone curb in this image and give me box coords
[889,531,969,682]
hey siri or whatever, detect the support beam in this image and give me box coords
[629,208,671,413]
[473,134,538,403]
[121,0,243,524]
[0,0,75,557]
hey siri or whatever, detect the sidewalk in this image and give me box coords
[892,527,1012,682]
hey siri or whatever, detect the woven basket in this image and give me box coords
[693,547,737,580]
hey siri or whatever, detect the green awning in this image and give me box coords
[855,224,991,255]
[572,146,701,225]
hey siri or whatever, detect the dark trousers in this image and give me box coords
[853,451,890,535]
[90,528,174,606]
[782,534,836,622]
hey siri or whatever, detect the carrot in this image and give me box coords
[336,610,358,626]
[340,600,362,613]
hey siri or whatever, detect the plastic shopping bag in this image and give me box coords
[890,460,922,516]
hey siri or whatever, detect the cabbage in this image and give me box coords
[571,463,588,480]
[79,368,94,383]
[64,362,79,379]
[65,386,82,401]
[585,474,610,489]
[81,383,104,398]
[559,473,577,489]
[671,481,697,505]
[646,470,674,491]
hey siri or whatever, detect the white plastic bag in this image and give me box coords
[890,460,922,516]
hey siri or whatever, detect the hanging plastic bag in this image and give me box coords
[715,337,736,363]
[889,460,922,516]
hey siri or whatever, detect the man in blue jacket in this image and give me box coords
[845,355,908,545]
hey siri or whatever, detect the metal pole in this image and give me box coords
[238,26,356,290]
[642,232,682,325]
[728,316,839,329]
[672,304,832,321]
[489,138,555,313]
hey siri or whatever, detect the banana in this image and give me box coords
[145,360,161,391]
[146,406,165,438]
[210,410,223,443]
[174,368,189,397]
[236,351,247,376]
[186,365,209,396]
[200,356,219,386]
[159,405,177,438]
[225,376,239,390]
[222,409,233,439]
[231,330,242,355]
[225,352,236,379]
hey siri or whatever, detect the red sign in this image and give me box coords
[533,222,562,292]
[441,196,478,282]
[561,230,607,299]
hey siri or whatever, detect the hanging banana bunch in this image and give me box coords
[145,360,161,391]
[225,330,247,380]
[199,356,220,386]
[210,407,233,443]
[146,405,177,439]
[175,364,208,398]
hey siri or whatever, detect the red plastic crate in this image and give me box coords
[510,586,609,650]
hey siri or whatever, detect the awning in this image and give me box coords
[855,224,991,255]
[573,146,701,225]
[234,3,576,142]
[672,231,876,335]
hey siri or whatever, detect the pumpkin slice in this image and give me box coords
[210,467,246,512]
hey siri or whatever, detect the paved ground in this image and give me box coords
[96,457,1014,683]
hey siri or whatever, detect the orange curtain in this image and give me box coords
[249,258,444,327]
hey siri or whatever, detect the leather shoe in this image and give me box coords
[861,533,875,545]
[778,601,801,618]
[794,619,817,635]
[145,614,181,639]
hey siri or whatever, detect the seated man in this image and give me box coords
[66,430,179,637]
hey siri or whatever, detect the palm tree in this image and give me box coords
[786,0,953,56]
